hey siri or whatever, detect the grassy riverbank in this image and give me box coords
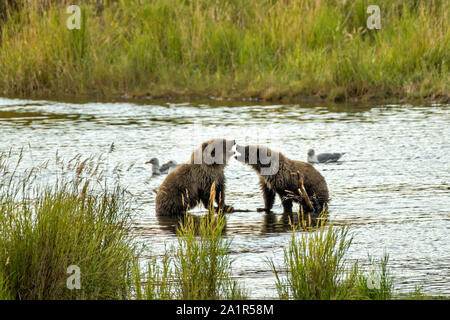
[0,0,448,102]
[0,153,138,299]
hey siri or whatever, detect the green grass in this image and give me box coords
[270,215,395,300]
[0,0,448,102]
[0,153,138,299]
[356,254,394,300]
[132,254,175,300]
[134,198,245,300]
[173,211,245,299]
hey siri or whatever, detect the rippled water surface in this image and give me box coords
[1,97,449,298]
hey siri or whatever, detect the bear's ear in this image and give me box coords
[202,140,216,158]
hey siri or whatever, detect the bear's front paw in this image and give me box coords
[223,205,234,213]
[215,205,234,213]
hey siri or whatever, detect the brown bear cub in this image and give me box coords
[235,145,329,214]
[156,139,236,216]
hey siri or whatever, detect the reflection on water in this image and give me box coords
[148,211,327,238]
[0,96,449,298]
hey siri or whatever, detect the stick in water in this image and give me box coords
[297,173,314,211]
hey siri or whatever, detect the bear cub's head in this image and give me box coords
[191,139,236,166]
[234,144,280,175]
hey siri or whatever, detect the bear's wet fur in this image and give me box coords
[235,145,329,214]
[155,139,235,216]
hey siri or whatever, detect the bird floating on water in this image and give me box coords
[145,157,166,175]
[145,158,178,175]
[307,149,346,164]
[160,160,179,174]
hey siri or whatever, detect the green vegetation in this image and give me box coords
[0,153,243,299]
[134,211,245,300]
[174,211,245,299]
[0,152,444,300]
[134,184,245,299]
[270,216,394,300]
[0,0,448,102]
[0,153,138,299]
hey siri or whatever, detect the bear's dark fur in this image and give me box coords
[155,139,235,216]
[235,145,329,213]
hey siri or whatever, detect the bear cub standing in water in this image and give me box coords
[156,139,235,216]
[235,145,329,213]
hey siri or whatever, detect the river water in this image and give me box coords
[1,96,449,298]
